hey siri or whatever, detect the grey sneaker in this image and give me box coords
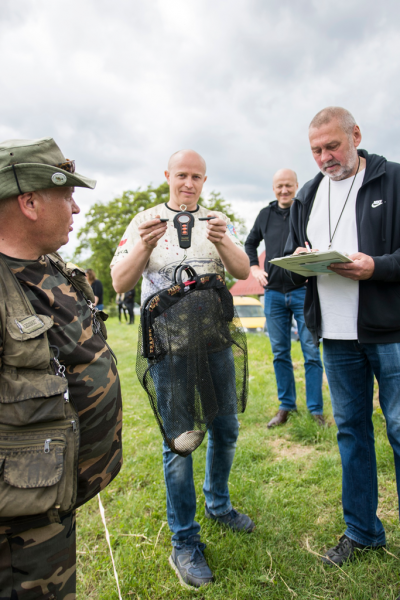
[205,505,255,532]
[169,539,213,588]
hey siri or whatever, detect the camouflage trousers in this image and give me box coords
[0,511,76,600]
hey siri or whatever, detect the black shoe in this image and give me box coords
[322,534,385,567]
[169,538,213,588]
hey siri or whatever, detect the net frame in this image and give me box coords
[136,265,248,456]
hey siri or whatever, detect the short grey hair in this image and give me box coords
[309,107,357,137]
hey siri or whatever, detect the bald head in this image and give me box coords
[165,149,208,211]
[272,168,298,209]
[168,149,207,173]
[273,169,298,185]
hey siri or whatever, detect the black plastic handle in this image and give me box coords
[174,264,198,285]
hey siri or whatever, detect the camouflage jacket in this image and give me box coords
[0,253,122,529]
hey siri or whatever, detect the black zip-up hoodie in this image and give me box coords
[284,149,400,345]
[245,200,305,293]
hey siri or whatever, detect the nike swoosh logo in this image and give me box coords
[372,200,383,208]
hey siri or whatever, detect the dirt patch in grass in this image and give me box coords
[269,437,315,461]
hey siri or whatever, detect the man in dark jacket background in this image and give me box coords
[285,106,400,573]
[245,169,324,428]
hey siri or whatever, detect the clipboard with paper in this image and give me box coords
[269,250,353,277]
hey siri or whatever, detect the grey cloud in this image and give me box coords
[2,0,400,256]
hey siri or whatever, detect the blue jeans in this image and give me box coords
[163,413,239,545]
[264,287,323,414]
[151,347,238,439]
[323,339,400,546]
[152,349,240,544]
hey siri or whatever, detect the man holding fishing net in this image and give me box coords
[111,149,254,589]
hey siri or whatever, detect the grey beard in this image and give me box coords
[321,151,359,181]
[323,163,354,181]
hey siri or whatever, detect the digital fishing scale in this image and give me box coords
[163,205,216,249]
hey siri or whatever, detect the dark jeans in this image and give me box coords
[323,339,400,546]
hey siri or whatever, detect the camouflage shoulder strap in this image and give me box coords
[47,253,111,345]
[0,254,37,316]
[47,252,96,304]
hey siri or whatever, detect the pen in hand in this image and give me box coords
[305,242,311,253]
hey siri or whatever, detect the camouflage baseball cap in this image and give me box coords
[0,137,96,200]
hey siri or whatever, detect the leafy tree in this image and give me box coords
[73,183,245,304]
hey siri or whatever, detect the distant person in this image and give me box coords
[86,268,104,310]
[286,106,400,578]
[123,287,135,325]
[116,292,128,322]
[245,169,325,428]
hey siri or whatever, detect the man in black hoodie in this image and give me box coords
[245,169,324,428]
[285,106,400,571]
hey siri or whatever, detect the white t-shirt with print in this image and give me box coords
[110,203,243,304]
[306,169,365,340]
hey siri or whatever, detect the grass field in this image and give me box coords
[77,317,400,599]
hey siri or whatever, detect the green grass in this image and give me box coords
[77,318,400,599]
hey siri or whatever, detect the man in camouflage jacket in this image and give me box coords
[0,138,123,599]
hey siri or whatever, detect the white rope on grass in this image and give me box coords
[98,493,123,600]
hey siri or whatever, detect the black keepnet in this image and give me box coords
[136,265,248,457]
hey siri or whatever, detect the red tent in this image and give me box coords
[230,251,265,296]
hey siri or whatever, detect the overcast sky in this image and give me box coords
[2,0,400,254]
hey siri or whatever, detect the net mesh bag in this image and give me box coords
[137,265,248,457]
